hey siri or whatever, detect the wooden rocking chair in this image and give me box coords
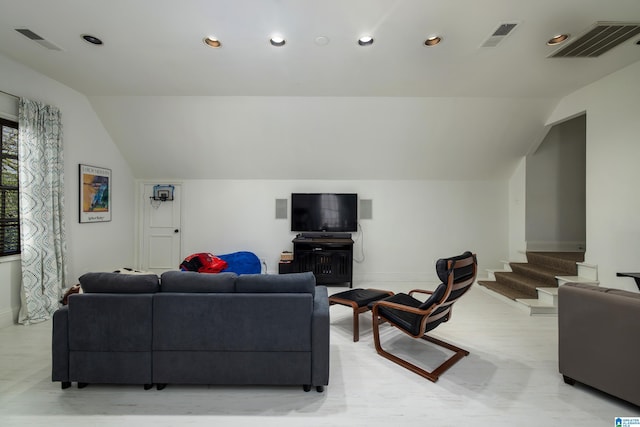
[371,251,477,382]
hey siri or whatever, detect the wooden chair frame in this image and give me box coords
[371,255,477,382]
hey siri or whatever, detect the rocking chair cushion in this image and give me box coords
[418,283,447,310]
[377,285,454,336]
[436,251,475,283]
[417,283,454,331]
[376,293,423,336]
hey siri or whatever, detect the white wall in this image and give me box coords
[0,53,137,326]
[547,60,640,291]
[89,95,556,182]
[508,158,527,263]
[176,179,507,284]
[526,115,586,251]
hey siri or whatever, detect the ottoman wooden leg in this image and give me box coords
[329,289,394,342]
[352,303,360,342]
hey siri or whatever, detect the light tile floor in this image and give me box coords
[0,282,637,426]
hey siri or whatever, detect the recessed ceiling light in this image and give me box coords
[358,35,374,46]
[547,34,569,46]
[270,36,286,47]
[424,36,442,46]
[81,34,103,45]
[203,37,221,48]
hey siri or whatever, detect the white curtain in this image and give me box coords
[17,98,68,325]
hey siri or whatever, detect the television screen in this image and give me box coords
[291,193,358,232]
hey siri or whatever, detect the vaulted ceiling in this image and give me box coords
[1,0,639,180]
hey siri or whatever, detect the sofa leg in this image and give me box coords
[61,381,71,390]
[315,386,325,393]
[156,383,167,391]
[303,384,311,392]
[144,384,153,390]
[562,375,576,385]
[77,382,88,389]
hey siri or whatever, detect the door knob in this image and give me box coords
[174,229,179,233]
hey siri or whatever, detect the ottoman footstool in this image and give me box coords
[329,288,394,342]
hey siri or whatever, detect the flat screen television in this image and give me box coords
[291,193,358,233]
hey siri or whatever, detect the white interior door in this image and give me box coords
[141,184,182,274]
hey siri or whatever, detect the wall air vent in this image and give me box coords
[15,28,63,51]
[481,22,519,48]
[549,22,640,58]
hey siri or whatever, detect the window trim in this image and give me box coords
[0,117,20,257]
[0,254,20,263]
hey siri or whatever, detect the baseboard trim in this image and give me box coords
[354,272,437,283]
[0,307,17,329]
[526,241,586,252]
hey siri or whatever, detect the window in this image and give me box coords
[0,117,19,256]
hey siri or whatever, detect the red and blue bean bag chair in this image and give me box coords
[180,251,261,275]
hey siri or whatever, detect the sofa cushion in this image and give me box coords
[153,293,312,352]
[68,294,154,351]
[160,270,237,293]
[235,272,315,295]
[78,272,159,293]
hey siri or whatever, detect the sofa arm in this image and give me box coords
[51,306,69,384]
[311,286,330,387]
[558,283,640,406]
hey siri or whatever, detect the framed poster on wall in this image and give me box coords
[79,164,111,223]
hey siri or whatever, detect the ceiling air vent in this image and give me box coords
[549,22,640,58]
[481,22,519,48]
[15,28,63,51]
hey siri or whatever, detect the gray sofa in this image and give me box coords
[52,271,329,392]
[558,282,640,406]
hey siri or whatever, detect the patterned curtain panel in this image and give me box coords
[17,98,68,325]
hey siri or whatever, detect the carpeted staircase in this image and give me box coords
[478,251,585,301]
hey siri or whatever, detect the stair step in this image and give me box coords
[479,251,592,315]
[500,260,513,271]
[556,275,599,286]
[509,263,566,287]
[493,272,542,298]
[486,262,513,280]
[536,287,558,305]
[577,262,598,281]
[525,251,583,275]
[486,269,502,280]
[515,298,558,315]
[477,283,556,315]
[477,280,532,300]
